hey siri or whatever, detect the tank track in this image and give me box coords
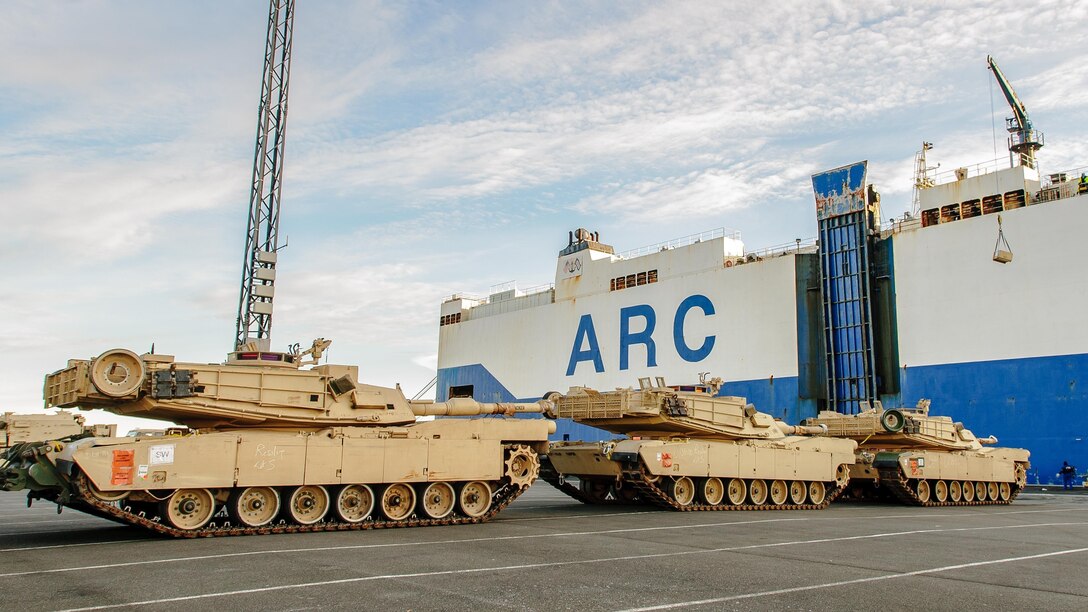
[621,466,844,511]
[61,447,538,538]
[875,466,1023,507]
[537,455,636,505]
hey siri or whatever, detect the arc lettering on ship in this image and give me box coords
[566,293,716,375]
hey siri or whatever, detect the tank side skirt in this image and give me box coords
[64,444,538,538]
[874,464,1024,507]
[620,463,844,511]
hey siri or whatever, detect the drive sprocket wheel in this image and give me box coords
[504,445,540,489]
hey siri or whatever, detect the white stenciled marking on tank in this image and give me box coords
[252,444,286,470]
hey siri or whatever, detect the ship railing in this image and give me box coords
[740,237,817,261]
[929,157,1008,184]
[617,227,741,260]
[1037,165,1088,202]
[1041,165,1088,187]
[443,284,555,307]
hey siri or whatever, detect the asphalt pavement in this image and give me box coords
[0,486,1086,611]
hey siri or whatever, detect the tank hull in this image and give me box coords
[2,418,552,537]
[542,436,856,510]
[843,447,1030,506]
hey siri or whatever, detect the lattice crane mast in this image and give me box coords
[235,0,295,352]
[987,55,1044,170]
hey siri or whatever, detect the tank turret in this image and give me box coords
[1,411,112,449]
[45,339,554,430]
[552,376,826,440]
[541,377,856,511]
[804,400,1029,506]
[3,339,556,536]
[803,399,995,451]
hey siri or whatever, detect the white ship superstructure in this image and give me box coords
[437,162,1088,482]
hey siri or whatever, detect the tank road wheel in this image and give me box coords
[286,485,330,525]
[669,477,696,506]
[974,481,987,501]
[458,481,493,518]
[419,482,457,519]
[769,480,788,506]
[934,480,949,503]
[87,480,130,503]
[807,481,827,505]
[962,481,976,503]
[700,477,725,505]
[229,486,280,527]
[949,480,963,503]
[748,480,769,505]
[789,481,807,504]
[504,445,540,489]
[998,482,1012,501]
[161,488,216,531]
[915,480,931,503]
[986,482,1000,501]
[380,483,417,521]
[726,478,747,505]
[335,485,375,523]
[579,479,613,503]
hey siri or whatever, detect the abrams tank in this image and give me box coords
[1,411,114,450]
[804,400,1030,506]
[541,377,857,511]
[1,339,556,537]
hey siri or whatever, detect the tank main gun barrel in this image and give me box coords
[410,398,556,418]
[777,423,828,436]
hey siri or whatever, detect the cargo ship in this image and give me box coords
[436,60,1087,484]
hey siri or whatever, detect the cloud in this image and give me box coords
[1,0,1086,414]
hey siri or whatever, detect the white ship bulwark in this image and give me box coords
[437,165,1088,484]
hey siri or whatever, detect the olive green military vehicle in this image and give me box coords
[541,377,857,511]
[1,339,555,537]
[804,400,1029,506]
[1,411,115,450]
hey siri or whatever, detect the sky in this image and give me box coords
[2,0,1086,432]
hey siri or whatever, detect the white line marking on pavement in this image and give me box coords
[499,510,659,522]
[0,540,146,553]
[1,516,805,578]
[48,522,1088,611]
[615,546,1088,611]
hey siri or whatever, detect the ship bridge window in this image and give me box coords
[961,199,982,218]
[1002,190,1025,210]
[439,312,463,326]
[610,269,658,292]
[449,384,474,398]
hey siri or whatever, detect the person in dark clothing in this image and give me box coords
[1061,461,1077,490]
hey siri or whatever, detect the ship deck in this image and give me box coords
[1,487,1087,611]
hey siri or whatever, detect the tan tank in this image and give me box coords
[803,400,1030,506]
[1,411,115,449]
[541,376,857,510]
[0,339,556,536]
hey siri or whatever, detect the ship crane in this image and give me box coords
[986,55,1044,170]
[235,0,296,352]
